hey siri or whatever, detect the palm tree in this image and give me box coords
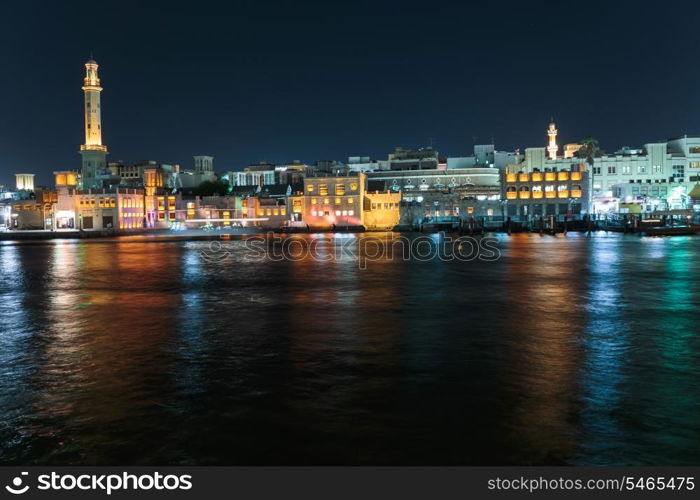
[575,136,602,216]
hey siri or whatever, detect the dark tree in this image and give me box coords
[195,180,230,196]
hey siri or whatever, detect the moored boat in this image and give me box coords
[643,225,700,236]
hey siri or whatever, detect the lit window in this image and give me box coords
[335,198,341,205]
[319,184,328,196]
[336,184,345,195]
[335,210,341,216]
[307,184,314,192]
[348,198,354,204]
[348,210,354,216]
[350,183,358,190]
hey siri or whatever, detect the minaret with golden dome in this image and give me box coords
[79,58,108,189]
[546,118,558,160]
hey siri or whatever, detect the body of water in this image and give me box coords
[0,233,699,465]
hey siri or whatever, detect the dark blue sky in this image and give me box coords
[1,0,699,186]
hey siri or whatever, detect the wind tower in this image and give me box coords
[79,58,108,189]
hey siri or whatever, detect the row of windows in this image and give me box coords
[593,165,662,175]
[311,210,355,217]
[426,207,495,216]
[506,171,582,182]
[507,184,583,192]
[370,203,398,210]
[629,186,669,195]
[506,185,583,200]
[310,197,355,205]
[80,198,117,208]
[256,207,287,217]
[306,182,358,195]
[16,204,50,211]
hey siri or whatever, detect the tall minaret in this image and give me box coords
[79,58,108,189]
[546,118,558,160]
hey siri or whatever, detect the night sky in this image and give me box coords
[1,0,700,186]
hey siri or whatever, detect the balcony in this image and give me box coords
[571,190,582,198]
[506,173,517,182]
[532,172,543,181]
[545,172,556,181]
[518,173,529,182]
[557,190,569,198]
[557,172,569,181]
[571,172,582,181]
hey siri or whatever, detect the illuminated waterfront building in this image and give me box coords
[365,167,501,225]
[363,186,402,231]
[286,174,401,230]
[51,171,147,230]
[79,59,108,189]
[299,173,364,229]
[245,197,288,228]
[528,122,700,209]
[4,189,57,230]
[612,181,700,213]
[504,150,590,219]
[75,189,145,230]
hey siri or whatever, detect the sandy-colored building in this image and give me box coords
[363,192,401,230]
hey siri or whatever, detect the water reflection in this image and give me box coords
[0,234,699,465]
[500,234,587,464]
[575,236,631,465]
